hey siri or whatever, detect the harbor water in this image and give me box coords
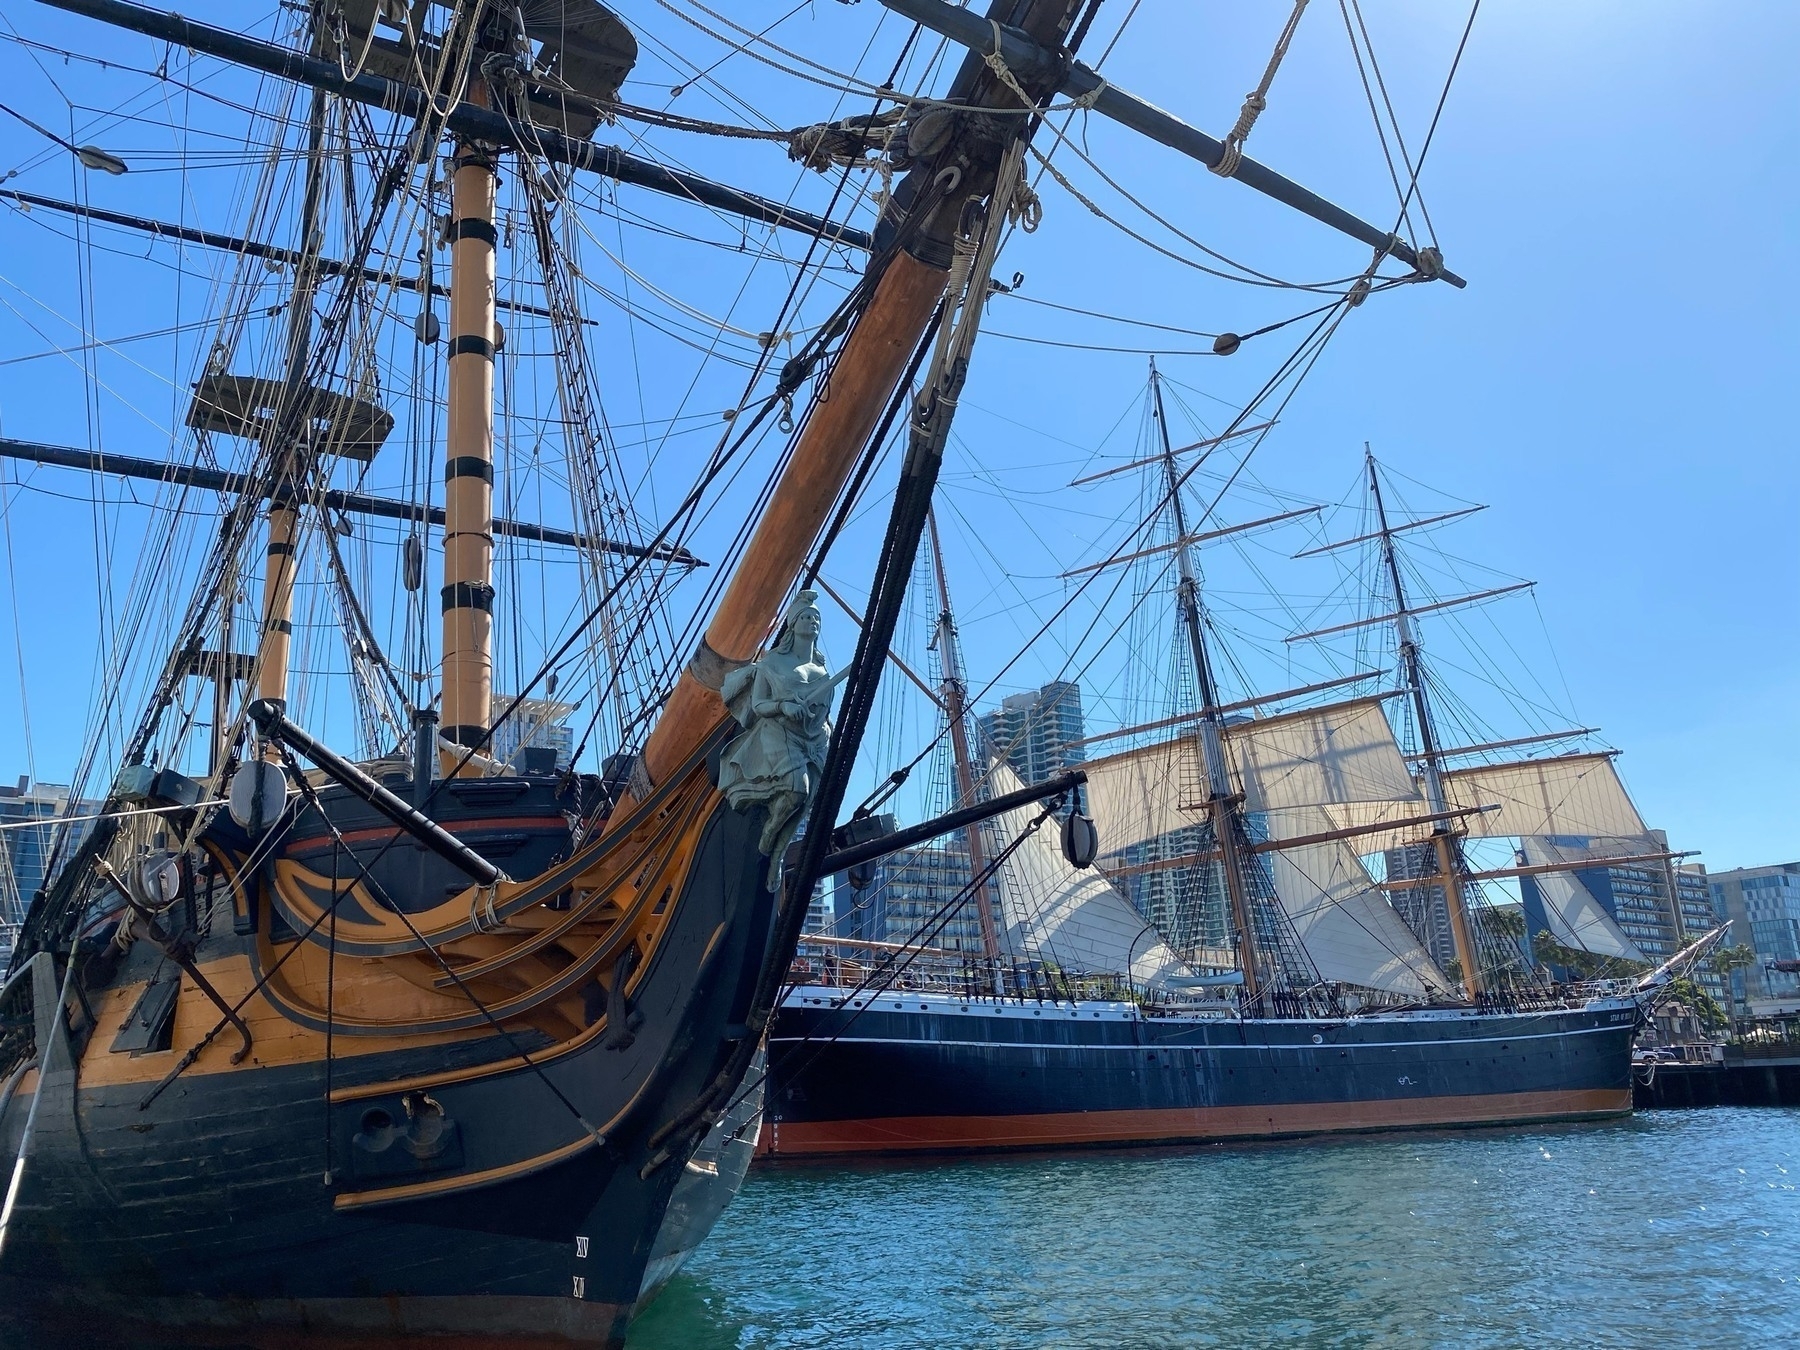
[628,1108,1799,1349]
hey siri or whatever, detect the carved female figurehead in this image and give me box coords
[717,590,839,877]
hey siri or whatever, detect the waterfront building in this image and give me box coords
[1673,861,1723,940]
[1672,861,1731,1005]
[1102,823,1232,965]
[976,680,1085,786]
[831,868,884,946]
[1709,863,1800,1003]
[487,695,577,771]
[794,878,835,964]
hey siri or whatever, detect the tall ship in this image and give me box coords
[0,0,1693,1338]
[761,380,1716,1158]
[0,0,1402,1341]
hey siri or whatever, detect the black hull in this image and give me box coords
[636,1047,764,1308]
[761,991,1640,1157]
[0,796,777,1349]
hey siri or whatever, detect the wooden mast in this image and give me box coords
[625,251,948,801]
[1367,446,1483,996]
[439,78,499,774]
[210,590,234,775]
[925,507,1004,988]
[253,86,327,712]
[255,505,300,706]
[621,0,1082,814]
[1149,360,1264,1002]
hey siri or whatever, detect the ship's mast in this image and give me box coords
[1366,446,1482,996]
[252,86,328,713]
[925,508,1004,990]
[1149,360,1264,1002]
[438,73,500,775]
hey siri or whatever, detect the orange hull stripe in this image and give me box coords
[761,1087,1632,1156]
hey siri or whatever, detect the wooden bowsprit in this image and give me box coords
[880,0,1467,288]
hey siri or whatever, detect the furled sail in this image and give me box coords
[1261,806,1452,997]
[1082,696,1420,857]
[1520,836,1644,961]
[983,761,1193,989]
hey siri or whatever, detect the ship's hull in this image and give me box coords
[0,786,779,1349]
[760,991,1639,1157]
[635,1047,764,1308]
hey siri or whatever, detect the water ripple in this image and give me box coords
[628,1109,1800,1350]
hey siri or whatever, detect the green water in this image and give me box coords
[628,1109,1800,1349]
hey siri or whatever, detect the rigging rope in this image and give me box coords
[1211,0,1310,179]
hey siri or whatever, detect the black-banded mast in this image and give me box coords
[925,508,1004,991]
[1150,360,1264,1001]
[1366,445,1482,996]
[438,45,501,775]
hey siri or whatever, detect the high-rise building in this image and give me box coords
[976,681,1084,786]
[1518,834,1725,1001]
[1103,822,1232,963]
[802,878,833,938]
[831,868,885,947]
[1384,841,1459,973]
[1709,863,1800,1005]
[488,696,577,771]
[1576,859,1677,962]
[0,777,98,962]
[832,840,988,956]
[1673,862,1722,945]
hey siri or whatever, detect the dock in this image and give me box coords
[1633,1041,1800,1109]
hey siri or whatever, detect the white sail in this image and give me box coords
[1520,836,1644,961]
[1319,752,1649,856]
[1078,734,1199,858]
[1082,696,1420,857]
[983,761,1193,989]
[1262,806,1452,997]
[1228,696,1420,815]
[1452,754,1647,844]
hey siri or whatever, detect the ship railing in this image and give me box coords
[1502,977,1640,1012]
[786,944,1150,1006]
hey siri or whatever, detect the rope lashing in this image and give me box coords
[786,107,905,172]
[985,19,1035,108]
[1211,0,1311,179]
[469,878,504,933]
[1009,163,1044,233]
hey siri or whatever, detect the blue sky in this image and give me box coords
[0,1,1794,871]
